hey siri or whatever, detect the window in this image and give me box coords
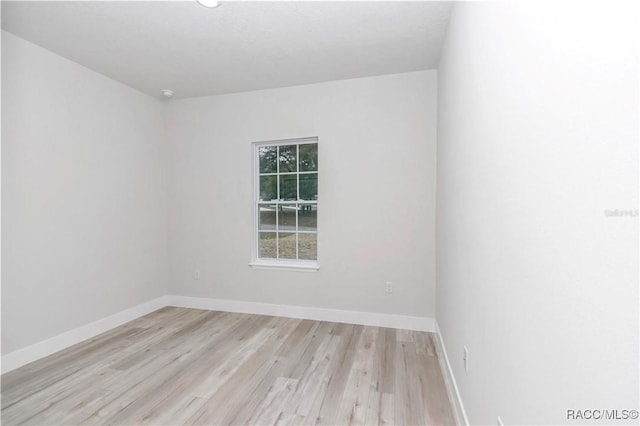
[251,138,318,270]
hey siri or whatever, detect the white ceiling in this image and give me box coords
[2,1,452,99]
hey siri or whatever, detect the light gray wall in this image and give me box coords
[436,3,638,424]
[1,32,170,354]
[164,71,438,318]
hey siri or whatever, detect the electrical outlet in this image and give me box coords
[497,416,504,426]
[194,269,201,280]
[385,281,393,294]
[463,346,469,372]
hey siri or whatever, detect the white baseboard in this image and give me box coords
[167,295,436,332]
[1,294,435,375]
[435,321,469,426]
[1,296,168,374]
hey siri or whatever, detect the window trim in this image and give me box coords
[250,137,319,271]
[248,259,320,272]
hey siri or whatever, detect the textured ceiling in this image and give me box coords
[2,1,452,99]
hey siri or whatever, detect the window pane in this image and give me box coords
[260,175,277,201]
[279,204,297,232]
[256,140,318,264]
[259,205,277,232]
[299,143,318,172]
[279,174,297,200]
[279,145,297,172]
[278,233,296,259]
[259,146,277,173]
[298,204,317,232]
[299,173,318,201]
[259,232,277,258]
[298,233,317,260]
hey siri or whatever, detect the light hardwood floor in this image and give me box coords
[1,307,456,425]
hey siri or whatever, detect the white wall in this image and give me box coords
[1,31,170,355]
[164,71,438,318]
[436,3,638,425]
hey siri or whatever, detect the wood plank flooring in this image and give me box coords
[1,307,456,425]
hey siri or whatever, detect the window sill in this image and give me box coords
[249,260,319,272]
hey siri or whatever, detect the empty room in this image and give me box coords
[1,1,638,425]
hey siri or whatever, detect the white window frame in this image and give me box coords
[249,137,319,272]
